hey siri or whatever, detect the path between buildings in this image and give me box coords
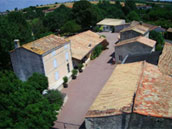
[53,32,119,129]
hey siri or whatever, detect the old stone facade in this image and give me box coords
[115,42,155,63]
[10,35,73,90]
[85,113,172,129]
[120,30,149,41]
[10,47,45,81]
[85,114,130,129]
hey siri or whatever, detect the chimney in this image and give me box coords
[14,39,20,49]
[139,21,143,25]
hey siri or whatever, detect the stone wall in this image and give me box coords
[115,24,130,33]
[120,30,141,41]
[115,42,153,63]
[85,113,172,129]
[128,113,172,129]
[85,113,131,129]
[10,48,44,81]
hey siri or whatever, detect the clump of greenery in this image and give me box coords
[127,11,140,21]
[44,89,63,109]
[72,69,78,79]
[0,71,63,129]
[63,76,68,85]
[91,44,103,60]
[100,35,106,38]
[149,30,165,51]
[78,63,84,72]
[60,20,81,34]
[27,72,48,93]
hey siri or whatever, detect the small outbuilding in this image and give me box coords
[120,24,149,41]
[67,30,109,68]
[115,36,156,63]
[97,18,128,32]
[130,21,166,33]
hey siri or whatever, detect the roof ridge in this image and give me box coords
[22,34,56,47]
[132,61,145,113]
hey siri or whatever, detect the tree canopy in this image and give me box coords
[0,0,172,70]
[0,71,63,129]
[149,30,165,51]
[60,20,81,34]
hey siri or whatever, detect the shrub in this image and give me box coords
[27,72,48,93]
[91,44,103,60]
[78,63,84,72]
[72,69,78,78]
[44,90,63,108]
[149,30,165,51]
[63,76,68,84]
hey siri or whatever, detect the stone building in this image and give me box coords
[97,18,129,32]
[10,34,73,90]
[67,30,108,68]
[85,61,172,129]
[120,24,149,41]
[130,21,166,33]
[115,36,156,63]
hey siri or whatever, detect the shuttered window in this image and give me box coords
[53,59,57,68]
[55,72,59,81]
[65,52,69,61]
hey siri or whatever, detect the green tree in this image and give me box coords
[0,12,33,70]
[149,30,165,51]
[44,90,63,108]
[72,0,103,30]
[43,4,72,32]
[97,0,124,18]
[60,20,81,34]
[127,11,140,21]
[0,71,62,129]
[123,0,136,15]
[27,73,48,93]
[29,18,51,39]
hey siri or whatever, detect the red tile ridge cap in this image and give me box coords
[133,111,172,119]
[133,61,145,111]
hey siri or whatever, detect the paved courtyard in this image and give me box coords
[53,32,119,129]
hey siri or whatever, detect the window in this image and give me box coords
[65,52,69,61]
[67,63,70,73]
[64,44,68,49]
[53,59,57,68]
[55,72,59,81]
[119,55,123,61]
[52,50,56,56]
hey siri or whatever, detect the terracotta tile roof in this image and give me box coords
[97,18,125,26]
[134,62,172,119]
[130,21,166,32]
[86,62,143,118]
[22,34,67,55]
[115,36,156,48]
[86,61,172,118]
[66,30,105,60]
[167,28,172,33]
[158,42,172,76]
[120,24,149,34]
